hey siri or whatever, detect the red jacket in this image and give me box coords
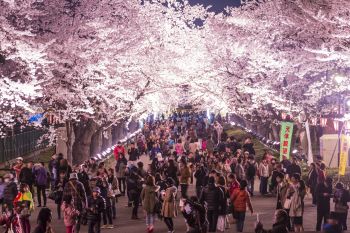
[114,146,125,160]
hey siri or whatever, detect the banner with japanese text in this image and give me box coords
[339,135,350,176]
[280,122,294,161]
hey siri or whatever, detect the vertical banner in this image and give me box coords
[280,122,294,161]
[305,121,314,165]
[339,134,350,176]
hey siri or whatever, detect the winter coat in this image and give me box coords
[61,202,79,226]
[179,166,191,184]
[235,164,246,181]
[113,145,126,160]
[161,186,178,218]
[3,182,18,204]
[128,148,140,161]
[63,180,87,211]
[288,184,306,217]
[141,185,160,214]
[315,182,332,210]
[307,169,318,191]
[200,183,224,211]
[194,167,208,187]
[115,157,127,178]
[231,189,252,212]
[34,166,48,186]
[19,167,34,186]
[13,191,34,212]
[87,196,106,221]
[277,182,290,209]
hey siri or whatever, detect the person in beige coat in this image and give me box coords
[141,176,160,233]
[161,178,178,233]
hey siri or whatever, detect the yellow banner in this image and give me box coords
[339,135,350,176]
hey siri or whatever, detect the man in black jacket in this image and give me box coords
[128,142,140,162]
[194,164,208,198]
[19,161,34,194]
[182,196,208,233]
[315,177,333,231]
[200,177,224,232]
[87,187,106,233]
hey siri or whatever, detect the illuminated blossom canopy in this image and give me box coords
[1,0,350,128]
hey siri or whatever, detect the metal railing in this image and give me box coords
[0,129,49,163]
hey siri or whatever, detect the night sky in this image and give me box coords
[188,0,241,12]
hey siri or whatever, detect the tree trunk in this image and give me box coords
[65,120,74,164]
[90,128,103,158]
[72,118,98,165]
[102,128,112,151]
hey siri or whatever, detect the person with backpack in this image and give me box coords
[246,156,257,196]
[63,173,87,233]
[231,180,254,232]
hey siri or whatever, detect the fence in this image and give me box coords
[0,129,49,163]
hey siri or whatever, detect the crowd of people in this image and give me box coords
[0,112,347,233]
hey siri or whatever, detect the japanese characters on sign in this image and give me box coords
[280,122,294,161]
[339,135,350,176]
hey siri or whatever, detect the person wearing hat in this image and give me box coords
[87,187,106,233]
[63,173,87,233]
[128,141,140,162]
[162,178,178,233]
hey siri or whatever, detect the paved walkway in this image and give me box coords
[26,155,350,232]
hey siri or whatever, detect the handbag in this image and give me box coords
[283,198,292,210]
[217,215,225,232]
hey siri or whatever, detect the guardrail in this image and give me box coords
[0,129,49,163]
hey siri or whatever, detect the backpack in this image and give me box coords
[246,162,256,179]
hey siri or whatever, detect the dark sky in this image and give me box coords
[188,0,241,12]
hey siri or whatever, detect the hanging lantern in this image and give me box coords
[320,118,328,127]
[311,117,318,126]
[333,120,339,131]
[281,112,287,120]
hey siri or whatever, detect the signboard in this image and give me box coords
[339,134,350,176]
[280,122,294,161]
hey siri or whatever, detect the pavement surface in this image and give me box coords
[26,155,350,233]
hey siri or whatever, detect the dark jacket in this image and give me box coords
[182,199,208,232]
[87,196,106,221]
[63,180,87,211]
[34,166,47,186]
[243,143,255,155]
[78,171,91,196]
[19,167,34,185]
[200,183,224,211]
[3,182,18,203]
[315,182,332,210]
[194,167,208,187]
[128,148,140,161]
[286,164,301,176]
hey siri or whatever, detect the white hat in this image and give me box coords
[17,157,23,161]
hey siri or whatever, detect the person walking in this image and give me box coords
[13,183,34,233]
[333,182,350,230]
[179,159,191,199]
[258,159,269,195]
[307,163,318,206]
[32,208,53,233]
[127,166,142,219]
[61,195,80,233]
[231,180,254,232]
[33,163,48,207]
[161,178,178,233]
[245,156,257,196]
[141,175,160,233]
[288,173,306,232]
[115,153,127,195]
[3,173,18,211]
[87,187,106,233]
[200,176,224,232]
[19,161,35,195]
[315,177,333,231]
[128,141,140,163]
[182,196,208,233]
[63,173,87,233]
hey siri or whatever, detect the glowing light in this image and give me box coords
[334,74,346,84]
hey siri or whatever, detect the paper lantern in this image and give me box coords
[333,120,339,131]
[311,117,318,126]
[320,118,328,127]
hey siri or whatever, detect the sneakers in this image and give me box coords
[101,225,108,229]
